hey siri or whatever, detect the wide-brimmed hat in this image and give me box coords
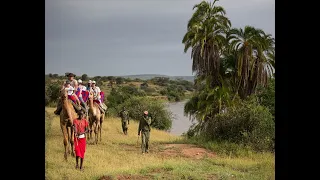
[92,80,96,84]
[65,72,76,77]
[78,79,83,84]
[88,80,92,83]
[144,111,148,115]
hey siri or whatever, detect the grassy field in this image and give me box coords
[45,107,274,180]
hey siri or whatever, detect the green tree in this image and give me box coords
[81,74,89,81]
[116,77,124,84]
[227,26,275,98]
[182,0,231,87]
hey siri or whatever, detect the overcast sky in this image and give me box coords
[45,0,275,77]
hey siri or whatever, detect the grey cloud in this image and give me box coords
[45,0,274,76]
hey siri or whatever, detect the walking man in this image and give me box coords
[138,111,152,154]
[73,109,89,171]
[119,107,130,135]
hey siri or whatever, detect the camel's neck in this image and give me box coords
[89,98,94,109]
[62,97,75,121]
[88,97,100,117]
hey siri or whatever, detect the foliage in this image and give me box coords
[45,81,62,106]
[151,77,170,86]
[118,96,173,130]
[186,96,274,151]
[181,0,275,152]
[116,77,124,84]
[81,74,88,81]
[106,86,146,109]
[256,78,275,119]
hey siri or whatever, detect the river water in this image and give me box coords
[166,100,194,136]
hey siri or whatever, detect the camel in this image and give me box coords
[59,89,77,161]
[87,92,105,144]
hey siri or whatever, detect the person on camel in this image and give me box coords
[87,80,93,93]
[91,81,107,112]
[54,72,80,115]
[76,79,89,110]
[65,81,81,105]
[62,72,78,90]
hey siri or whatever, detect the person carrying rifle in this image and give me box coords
[119,106,130,135]
[73,109,89,171]
[138,111,152,154]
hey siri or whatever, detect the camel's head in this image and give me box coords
[88,91,94,100]
[60,89,68,100]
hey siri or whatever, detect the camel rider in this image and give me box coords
[76,79,89,110]
[54,73,81,115]
[87,80,93,93]
[65,81,81,106]
[91,81,108,112]
[62,72,78,90]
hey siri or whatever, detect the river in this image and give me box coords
[166,100,194,136]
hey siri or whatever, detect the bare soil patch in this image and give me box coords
[99,174,153,180]
[158,144,216,159]
[119,143,216,159]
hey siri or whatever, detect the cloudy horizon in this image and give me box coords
[45,0,275,77]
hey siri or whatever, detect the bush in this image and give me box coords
[256,78,275,119]
[144,87,156,94]
[187,96,274,151]
[106,86,146,109]
[117,96,173,130]
[45,82,62,105]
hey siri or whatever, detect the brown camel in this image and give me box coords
[59,89,77,160]
[87,92,105,144]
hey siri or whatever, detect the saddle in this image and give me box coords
[69,100,82,112]
[94,102,106,114]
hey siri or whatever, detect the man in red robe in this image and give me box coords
[73,110,89,171]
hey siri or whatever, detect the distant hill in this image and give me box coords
[45,73,195,82]
[120,74,194,82]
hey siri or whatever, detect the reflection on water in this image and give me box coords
[166,100,193,136]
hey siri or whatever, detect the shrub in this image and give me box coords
[187,96,274,151]
[117,96,173,130]
[256,78,275,119]
[45,82,62,105]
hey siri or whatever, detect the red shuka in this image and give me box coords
[73,118,89,159]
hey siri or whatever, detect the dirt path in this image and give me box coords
[157,143,216,159]
[120,143,216,159]
[98,143,217,179]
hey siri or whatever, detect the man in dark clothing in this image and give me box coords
[138,111,152,154]
[119,107,130,135]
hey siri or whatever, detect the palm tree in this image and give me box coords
[227,26,275,98]
[182,0,231,87]
[249,33,275,94]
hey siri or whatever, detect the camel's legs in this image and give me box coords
[86,118,90,140]
[93,121,98,144]
[100,121,102,142]
[89,120,93,141]
[60,124,69,161]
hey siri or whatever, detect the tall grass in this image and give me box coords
[45,107,274,180]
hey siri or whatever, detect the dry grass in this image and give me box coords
[45,107,274,180]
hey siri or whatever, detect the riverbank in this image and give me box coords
[166,100,193,136]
